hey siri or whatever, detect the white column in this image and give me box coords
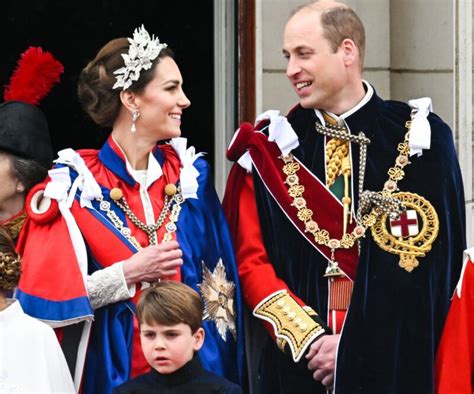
[214,0,236,199]
[454,0,473,242]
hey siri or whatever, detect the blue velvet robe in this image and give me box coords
[16,138,244,394]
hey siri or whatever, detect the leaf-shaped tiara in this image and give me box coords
[113,25,167,90]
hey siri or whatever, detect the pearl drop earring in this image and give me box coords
[131,110,140,133]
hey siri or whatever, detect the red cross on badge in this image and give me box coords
[390,210,419,237]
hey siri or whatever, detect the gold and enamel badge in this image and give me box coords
[198,260,237,341]
[369,120,439,272]
[352,118,441,272]
[371,192,439,272]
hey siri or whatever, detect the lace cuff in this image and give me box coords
[87,262,136,310]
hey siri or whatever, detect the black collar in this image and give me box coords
[150,354,203,387]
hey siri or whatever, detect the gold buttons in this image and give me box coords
[110,188,123,201]
[276,299,285,308]
[164,183,177,196]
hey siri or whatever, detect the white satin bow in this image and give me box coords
[169,138,203,199]
[47,148,103,208]
[255,110,299,156]
[408,97,432,157]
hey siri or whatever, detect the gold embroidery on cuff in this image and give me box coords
[276,337,287,352]
[253,290,326,362]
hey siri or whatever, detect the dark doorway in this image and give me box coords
[1,1,215,168]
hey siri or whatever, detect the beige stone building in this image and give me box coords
[215,0,473,243]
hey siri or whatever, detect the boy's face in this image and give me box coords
[140,321,205,374]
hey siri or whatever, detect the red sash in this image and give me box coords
[247,131,359,281]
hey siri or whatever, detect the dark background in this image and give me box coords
[1,0,215,167]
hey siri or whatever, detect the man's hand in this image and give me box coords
[306,334,340,388]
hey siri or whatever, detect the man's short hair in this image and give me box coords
[137,281,204,333]
[294,1,366,67]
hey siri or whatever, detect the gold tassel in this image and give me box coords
[341,156,351,235]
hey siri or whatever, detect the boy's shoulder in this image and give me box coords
[194,369,243,393]
[113,370,242,394]
[113,362,242,394]
[112,371,155,394]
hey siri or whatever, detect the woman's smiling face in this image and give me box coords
[134,56,191,142]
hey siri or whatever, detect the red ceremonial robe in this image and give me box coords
[435,248,474,393]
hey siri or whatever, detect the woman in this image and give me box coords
[0,47,63,241]
[0,227,75,393]
[16,26,243,393]
[0,109,51,240]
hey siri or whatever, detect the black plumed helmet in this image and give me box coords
[0,101,53,167]
[0,47,63,167]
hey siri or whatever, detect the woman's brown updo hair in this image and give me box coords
[0,227,21,292]
[77,37,174,127]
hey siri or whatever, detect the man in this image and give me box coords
[223,1,465,393]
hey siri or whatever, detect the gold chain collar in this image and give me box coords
[97,184,183,248]
[280,119,427,276]
[280,154,376,277]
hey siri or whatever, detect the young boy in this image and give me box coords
[113,281,242,393]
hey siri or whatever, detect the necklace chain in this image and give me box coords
[115,194,172,234]
[357,121,412,220]
[280,154,374,252]
[314,121,370,200]
[98,187,183,247]
[279,119,412,276]
[98,198,142,249]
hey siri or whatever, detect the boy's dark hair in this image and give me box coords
[137,281,204,333]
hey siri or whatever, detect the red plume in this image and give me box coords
[4,47,64,105]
